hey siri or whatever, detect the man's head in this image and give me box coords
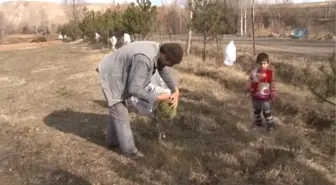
[256,52,270,69]
[157,43,184,70]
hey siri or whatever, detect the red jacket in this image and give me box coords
[247,67,276,100]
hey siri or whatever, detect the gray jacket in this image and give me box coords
[98,41,178,107]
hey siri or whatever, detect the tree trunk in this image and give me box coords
[251,0,255,56]
[202,33,207,62]
[167,23,172,41]
[215,32,219,50]
[240,0,243,36]
[244,4,247,35]
[158,28,162,42]
[107,31,110,48]
[186,0,193,55]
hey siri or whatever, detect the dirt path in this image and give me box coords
[0,40,63,51]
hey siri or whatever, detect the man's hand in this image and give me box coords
[169,88,179,109]
[156,93,171,101]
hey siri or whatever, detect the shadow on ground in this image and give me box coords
[1,148,94,185]
[43,88,257,184]
[43,108,108,148]
[41,88,335,184]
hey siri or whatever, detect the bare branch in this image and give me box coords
[63,0,87,23]
[308,51,336,106]
[309,86,336,106]
[318,64,333,78]
[329,51,336,76]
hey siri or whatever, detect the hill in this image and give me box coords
[0,1,114,33]
[0,1,333,34]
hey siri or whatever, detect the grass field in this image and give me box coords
[0,39,334,185]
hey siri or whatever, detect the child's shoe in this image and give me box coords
[266,122,275,132]
[253,120,263,127]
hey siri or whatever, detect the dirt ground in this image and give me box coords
[0,38,334,185]
[0,40,63,51]
[0,34,62,51]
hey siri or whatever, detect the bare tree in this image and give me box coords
[186,0,193,55]
[240,0,249,36]
[166,6,182,35]
[240,0,243,36]
[63,0,86,23]
[39,9,50,32]
[325,0,336,19]
[251,0,256,56]
[307,51,336,106]
[192,0,221,61]
[62,0,86,40]
[0,11,5,43]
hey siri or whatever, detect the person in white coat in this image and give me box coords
[110,36,117,50]
[224,40,236,66]
[123,33,131,45]
[95,32,101,43]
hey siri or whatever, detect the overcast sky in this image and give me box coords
[0,0,328,6]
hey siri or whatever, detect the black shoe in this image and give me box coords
[266,123,275,132]
[106,144,119,150]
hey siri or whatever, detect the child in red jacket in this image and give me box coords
[246,52,276,131]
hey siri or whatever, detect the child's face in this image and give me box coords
[260,61,269,69]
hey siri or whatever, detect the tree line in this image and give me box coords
[59,0,158,43]
[58,0,239,46]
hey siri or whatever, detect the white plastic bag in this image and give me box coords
[151,69,168,89]
[223,40,236,66]
[125,71,171,117]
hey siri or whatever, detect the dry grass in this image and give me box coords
[0,39,334,185]
[1,34,61,45]
[0,39,63,51]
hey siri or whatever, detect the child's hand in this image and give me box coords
[270,90,276,101]
[245,88,251,94]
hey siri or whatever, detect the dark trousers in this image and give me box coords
[252,99,274,125]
